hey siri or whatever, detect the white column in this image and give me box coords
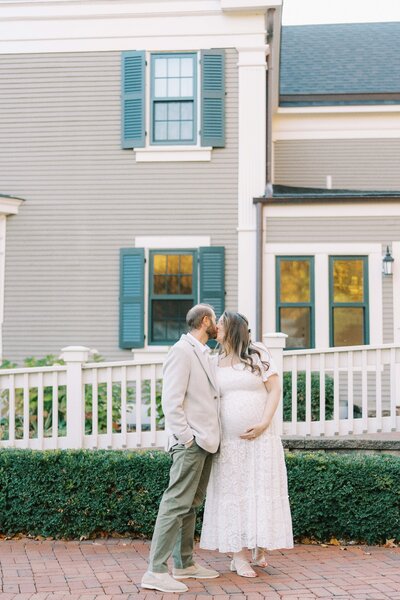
[237,45,268,330]
[60,345,91,449]
[263,332,287,434]
[0,216,6,361]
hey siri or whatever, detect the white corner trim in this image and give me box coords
[135,147,212,162]
[0,197,24,216]
[0,217,6,361]
[393,242,400,344]
[134,236,211,248]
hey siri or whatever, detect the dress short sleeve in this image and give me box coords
[252,342,278,382]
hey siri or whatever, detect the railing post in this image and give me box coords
[60,346,91,449]
[263,332,287,434]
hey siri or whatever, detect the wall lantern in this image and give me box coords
[382,245,394,276]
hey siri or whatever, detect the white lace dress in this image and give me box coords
[200,352,294,553]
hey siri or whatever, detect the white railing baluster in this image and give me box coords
[347,351,354,435]
[375,349,382,433]
[37,372,44,449]
[150,364,157,446]
[52,371,59,448]
[361,350,368,433]
[136,365,142,447]
[291,355,297,435]
[92,368,98,447]
[23,373,30,444]
[333,352,339,435]
[9,375,15,446]
[106,367,113,448]
[305,354,312,436]
[319,353,325,436]
[121,366,127,448]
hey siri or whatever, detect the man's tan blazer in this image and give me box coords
[162,334,221,454]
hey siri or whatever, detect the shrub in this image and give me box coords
[0,449,399,544]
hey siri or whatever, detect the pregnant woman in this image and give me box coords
[200,311,293,577]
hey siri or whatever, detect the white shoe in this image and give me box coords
[173,562,219,579]
[141,571,189,592]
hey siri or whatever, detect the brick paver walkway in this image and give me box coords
[0,539,399,600]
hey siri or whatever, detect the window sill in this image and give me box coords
[135,146,212,163]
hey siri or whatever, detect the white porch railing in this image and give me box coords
[281,343,400,437]
[0,340,399,450]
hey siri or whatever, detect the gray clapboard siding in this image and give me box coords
[0,50,238,363]
[274,139,400,190]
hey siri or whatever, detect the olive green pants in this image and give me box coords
[148,440,213,573]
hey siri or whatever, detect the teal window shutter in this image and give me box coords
[201,50,225,148]
[121,51,145,148]
[199,246,225,318]
[119,248,145,348]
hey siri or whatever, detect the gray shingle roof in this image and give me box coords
[280,22,400,104]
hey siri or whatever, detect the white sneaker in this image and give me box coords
[173,562,220,579]
[141,571,189,593]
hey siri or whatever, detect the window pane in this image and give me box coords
[280,260,310,303]
[333,307,364,346]
[167,255,179,273]
[180,254,193,274]
[153,275,167,295]
[154,78,167,97]
[168,121,180,140]
[154,58,167,77]
[168,57,180,77]
[333,259,364,303]
[167,78,180,97]
[181,121,193,140]
[181,78,193,97]
[280,307,311,349]
[168,102,180,120]
[180,275,192,294]
[153,254,167,274]
[154,103,167,120]
[152,299,193,342]
[181,102,193,120]
[154,121,167,141]
[181,57,193,77]
[167,275,179,294]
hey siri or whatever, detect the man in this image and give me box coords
[141,303,221,593]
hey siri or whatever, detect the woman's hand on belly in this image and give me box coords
[240,421,270,440]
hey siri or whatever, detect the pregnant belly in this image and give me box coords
[220,393,266,438]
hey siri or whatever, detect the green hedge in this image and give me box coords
[0,449,399,544]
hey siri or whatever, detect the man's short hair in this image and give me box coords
[186,304,215,330]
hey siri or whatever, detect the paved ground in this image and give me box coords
[0,539,399,600]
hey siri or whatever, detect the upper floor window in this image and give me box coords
[151,54,196,145]
[121,50,225,150]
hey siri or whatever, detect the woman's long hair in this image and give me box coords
[218,311,270,376]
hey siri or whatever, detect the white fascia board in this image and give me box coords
[264,203,400,219]
[273,111,400,141]
[221,0,282,11]
[0,10,266,53]
[277,105,400,115]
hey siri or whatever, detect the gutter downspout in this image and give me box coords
[255,7,275,342]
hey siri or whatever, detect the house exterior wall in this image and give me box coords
[273,138,400,190]
[0,49,238,363]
